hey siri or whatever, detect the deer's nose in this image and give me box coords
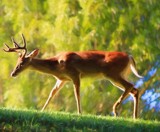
[11,71,17,77]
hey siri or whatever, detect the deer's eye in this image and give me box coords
[21,61,25,66]
[19,59,27,66]
[19,61,24,67]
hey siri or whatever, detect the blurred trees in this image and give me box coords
[0,0,159,120]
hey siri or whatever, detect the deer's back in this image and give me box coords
[55,51,129,77]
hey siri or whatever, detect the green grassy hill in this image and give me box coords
[0,108,159,132]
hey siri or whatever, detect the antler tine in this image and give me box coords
[11,37,19,48]
[3,43,10,52]
[21,34,26,48]
[4,43,10,49]
[3,43,17,52]
[21,34,27,56]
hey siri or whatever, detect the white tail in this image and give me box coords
[129,55,143,79]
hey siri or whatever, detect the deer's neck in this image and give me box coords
[30,58,58,75]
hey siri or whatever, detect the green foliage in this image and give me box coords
[0,108,160,131]
[0,0,159,120]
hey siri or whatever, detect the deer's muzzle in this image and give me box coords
[11,71,18,77]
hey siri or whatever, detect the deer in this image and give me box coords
[3,34,143,119]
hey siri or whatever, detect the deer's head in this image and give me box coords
[4,34,39,77]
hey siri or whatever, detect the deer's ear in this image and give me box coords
[27,49,39,58]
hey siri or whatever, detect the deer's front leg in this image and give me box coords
[73,76,81,114]
[41,79,65,111]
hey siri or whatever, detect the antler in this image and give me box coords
[3,34,27,57]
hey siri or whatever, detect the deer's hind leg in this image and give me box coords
[110,76,139,119]
[130,88,139,119]
[110,77,134,117]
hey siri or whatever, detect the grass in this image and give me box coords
[0,108,159,132]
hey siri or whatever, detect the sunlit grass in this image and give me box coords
[0,108,159,131]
